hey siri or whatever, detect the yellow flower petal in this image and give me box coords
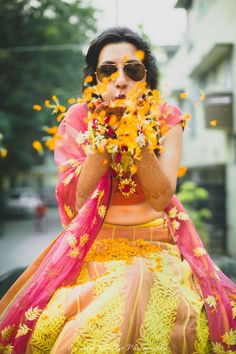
[32,140,43,154]
[32,104,42,111]
[177,166,188,177]
[210,119,218,127]
[179,92,189,99]
[84,75,93,84]
[135,50,145,61]
[0,148,8,158]
[45,126,58,135]
[56,112,65,122]
[67,98,76,104]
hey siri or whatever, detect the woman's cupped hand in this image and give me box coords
[89,100,126,120]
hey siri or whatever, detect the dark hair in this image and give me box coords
[82,26,159,92]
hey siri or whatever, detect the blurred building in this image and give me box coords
[162,0,236,256]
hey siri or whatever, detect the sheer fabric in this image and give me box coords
[0,102,235,353]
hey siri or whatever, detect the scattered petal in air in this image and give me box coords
[52,95,58,103]
[183,113,191,121]
[32,140,44,155]
[56,112,65,122]
[0,148,8,158]
[67,98,76,104]
[44,137,56,151]
[199,90,206,101]
[210,119,218,127]
[44,99,52,108]
[177,166,188,177]
[84,75,93,84]
[135,50,145,61]
[43,126,58,135]
[179,92,189,99]
[110,71,119,80]
[32,104,42,111]
[194,101,201,108]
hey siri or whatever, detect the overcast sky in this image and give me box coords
[86,0,187,46]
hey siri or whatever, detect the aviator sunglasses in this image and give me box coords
[95,61,147,82]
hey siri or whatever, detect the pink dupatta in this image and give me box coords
[0,102,235,353]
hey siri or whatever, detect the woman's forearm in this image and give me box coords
[76,152,111,209]
[135,147,173,211]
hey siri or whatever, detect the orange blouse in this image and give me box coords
[110,174,146,205]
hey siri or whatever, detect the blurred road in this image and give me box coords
[0,208,63,274]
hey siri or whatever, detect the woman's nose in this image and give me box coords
[115,68,128,89]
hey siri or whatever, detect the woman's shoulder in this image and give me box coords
[65,102,88,122]
[60,102,88,131]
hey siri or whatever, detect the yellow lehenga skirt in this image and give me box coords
[25,216,211,354]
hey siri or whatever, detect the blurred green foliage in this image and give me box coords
[176,181,212,245]
[0,0,98,180]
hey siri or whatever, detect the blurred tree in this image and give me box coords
[0,0,97,183]
[176,181,212,246]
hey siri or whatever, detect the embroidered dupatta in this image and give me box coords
[0,102,235,353]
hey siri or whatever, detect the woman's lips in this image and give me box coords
[115,94,126,99]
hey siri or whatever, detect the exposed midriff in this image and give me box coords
[104,175,165,225]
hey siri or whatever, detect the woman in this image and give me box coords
[0,27,236,354]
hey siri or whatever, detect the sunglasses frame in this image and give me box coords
[95,61,147,83]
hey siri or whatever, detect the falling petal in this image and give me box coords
[199,90,205,101]
[32,104,42,111]
[84,75,93,84]
[32,140,44,154]
[56,112,65,122]
[67,98,76,104]
[45,126,58,135]
[210,119,218,127]
[179,92,189,99]
[183,113,191,121]
[0,148,8,158]
[44,99,51,107]
[52,95,58,103]
[135,50,145,61]
[177,166,188,177]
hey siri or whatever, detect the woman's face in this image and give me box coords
[96,42,147,102]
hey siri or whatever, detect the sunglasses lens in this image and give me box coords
[124,63,146,81]
[97,65,117,81]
